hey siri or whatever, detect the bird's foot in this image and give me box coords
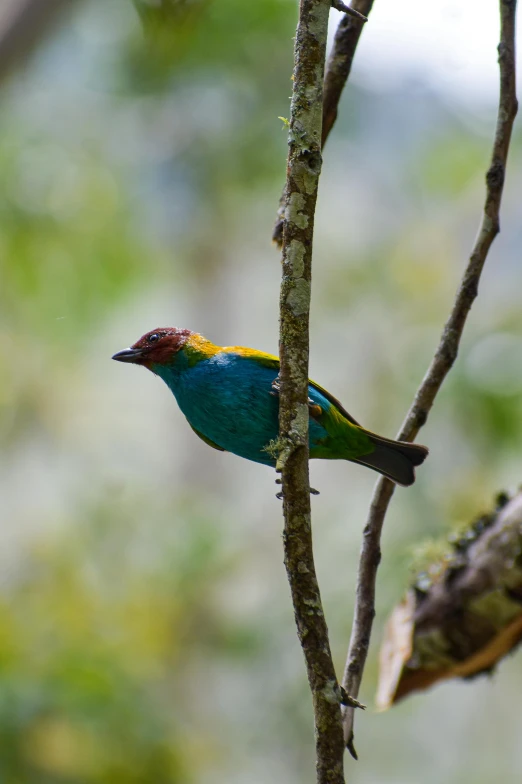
[275,477,283,500]
[271,378,322,420]
[275,477,320,499]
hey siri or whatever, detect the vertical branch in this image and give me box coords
[278,1,346,782]
[273,1,370,246]
[342,0,518,757]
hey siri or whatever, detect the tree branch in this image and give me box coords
[331,1,368,24]
[322,0,374,148]
[342,0,518,758]
[273,0,374,247]
[377,491,522,708]
[278,1,346,782]
[0,0,78,86]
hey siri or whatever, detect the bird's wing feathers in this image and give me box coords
[188,422,226,452]
[308,401,323,420]
[308,380,361,426]
[229,348,361,426]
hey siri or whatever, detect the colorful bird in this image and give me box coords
[112,328,428,486]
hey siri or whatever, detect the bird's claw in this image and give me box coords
[275,479,320,499]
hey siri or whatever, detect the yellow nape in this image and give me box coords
[185,334,280,369]
[223,345,280,368]
[184,333,221,364]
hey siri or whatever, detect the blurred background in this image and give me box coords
[1,0,522,781]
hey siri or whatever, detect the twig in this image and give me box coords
[322,0,374,147]
[278,1,346,782]
[331,1,368,23]
[0,0,76,86]
[342,0,518,758]
[273,0,374,246]
[377,491,522,708]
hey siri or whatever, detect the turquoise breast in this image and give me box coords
[153,352,330,466]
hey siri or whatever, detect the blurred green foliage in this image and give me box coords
[0,493,268,783]
[0,139,148,338]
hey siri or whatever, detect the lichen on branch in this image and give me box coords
[278,1,346,782]
[273,0,373,247]
[377,491,522,708]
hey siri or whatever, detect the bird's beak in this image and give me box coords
[112,347,144,364]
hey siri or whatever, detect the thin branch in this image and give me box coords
[273,0,374,247]
[0,0,78,86]
[322,0,374,148]
[342,0,518,758]
[331,1,368,23]
[377,491,522,708]
[278,1,346,782]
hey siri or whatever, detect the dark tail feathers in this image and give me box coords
[353,433,428,487]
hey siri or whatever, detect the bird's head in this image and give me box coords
[112,327,193,369]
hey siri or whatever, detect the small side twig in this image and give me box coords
[278,1,346,782]
[342,0,518,758]
[273,0,375,246]
[322,0,375,148]
[331,1,368,23]
[0,0,75,85]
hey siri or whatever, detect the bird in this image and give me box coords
[112,328,428,486]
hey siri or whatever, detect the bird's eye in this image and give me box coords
[148,333,160,344]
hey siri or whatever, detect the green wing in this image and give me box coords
[308,379,361,426]
[224,346,361,426]
[188,423,225,452]
[227,347,360,422]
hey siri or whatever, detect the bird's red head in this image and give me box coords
[112,328,192,368]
